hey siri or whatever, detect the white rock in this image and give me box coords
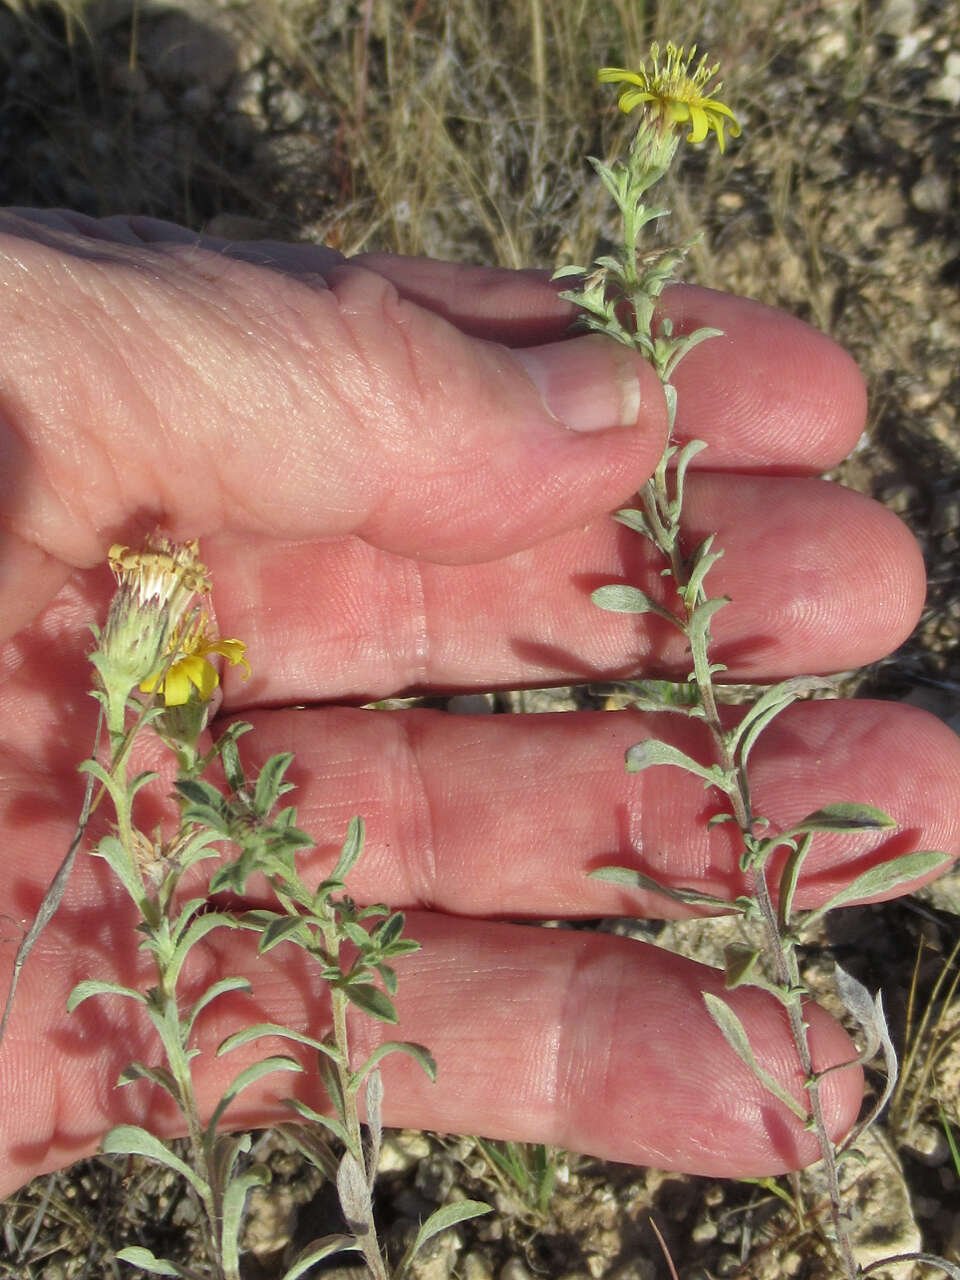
[801,1127,921,1278]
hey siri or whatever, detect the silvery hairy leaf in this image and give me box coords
[612,507,653,539]
[281,1097,352,1149]
[253,751,295,817]
[804,850,952,927]
[184,976,252,1038]
[588,865,740,913]
[103,1125,209,1200]
[221,1163,271,1275]
[730,676,837,770]
[280,1236,360,1280]
[788,802,897,835]
[66,978,147,1013]
[217,1021,344,1065]
[336,1151,372,1230]
[116,1061,181,1104]
[364,1069,383,1185]
[331,815,365,882]
[354,1039,438,1085]
[703,994,808,1120]
[682,535,723,609]
[204,1056,303,1148]
[114,1247,203,1278]
[860,1255,960,1280]
[626,739,734,794]
[395,1201,492,1279]
[833,965,898,1146]
[590,584,682,626]
[670,439,709,520]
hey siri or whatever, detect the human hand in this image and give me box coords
[0,209,957,1196]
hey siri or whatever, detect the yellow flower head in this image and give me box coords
[96,536,211,702]
[140,614,250,708]
[598,43,741,153]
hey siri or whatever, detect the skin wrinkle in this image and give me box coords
[399,548,430,691]
[559,942,619,1155]
[399,712,440,911]
[317,272,424,526]
[20,253,189,546]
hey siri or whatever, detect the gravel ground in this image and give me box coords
[0,1,958,1278]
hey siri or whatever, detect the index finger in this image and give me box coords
[353,256,867,473]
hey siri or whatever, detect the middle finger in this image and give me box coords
[211,472,924,703]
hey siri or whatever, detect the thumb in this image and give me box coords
[0,213,668,586]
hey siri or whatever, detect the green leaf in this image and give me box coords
[205,1056,304,1146]
[170,897,212,944]
[217,1022,343,1063]
[612,507,653,539]
[364,1069,383,1181]
[342,982,398,1024]
[114,1247,197,1278]
[87,835,147,909]
[175,829,223,873]
[729,677,836,767]
[396,1202,492,1279]
[682,535,723,608]
[67,979,147,1013]
[342,921,373,948]
[590,584,681,626]
[174,777,224,809]
[787,802,898,835]
[320,1055,347,1123]
[253,752,295,818]
[670,439,708,520]
[217,725,250,795]
[355,1040,438,1085]
[331,816,365,883]
[382,937,420,959]
[116,1061,181,1104]
[336,1151,371,1228]
[280,1236,360,1280]
[208,1131,253,1193]
[702,994,808,1120]
[374,912,406,949]
[184,976,252,1038]
[625,739,734,794]
[282,1097,353,1148]
[662,326,724,381]
[860,1257,960,1280]
[221,1163,271,1274]
[777,832,815,932]
[833,965,897,1147]
[168,912,238,987]
[259,914,313,954]
[723,944,761,989]
[588,865,739,913]
[687,596,730,675]
[376,964,398,995]
[102,1125,210,1199]
[551,264,586,281]
[803,849,953,927]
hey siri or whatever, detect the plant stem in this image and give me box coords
[638,461,858,1277]
[323,919,390,1280]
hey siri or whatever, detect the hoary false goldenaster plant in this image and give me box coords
[559,42,956,1280]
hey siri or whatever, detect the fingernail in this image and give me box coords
[516,334,643,433]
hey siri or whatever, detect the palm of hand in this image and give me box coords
[0,210,958,1196]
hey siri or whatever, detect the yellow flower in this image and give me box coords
[94,536,214,734]
[140,617,249,707]
[599,43,741,153]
